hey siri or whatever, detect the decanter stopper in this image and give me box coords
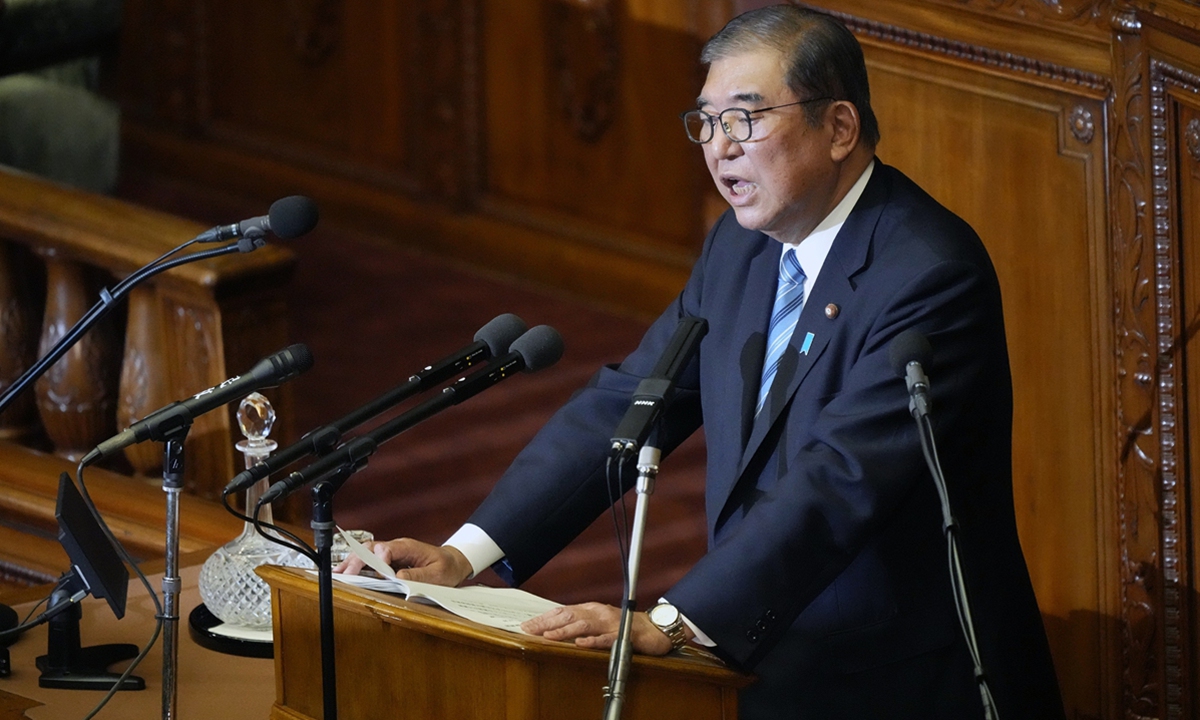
[236,391,278,468]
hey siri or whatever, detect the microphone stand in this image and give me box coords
[601,445,660,720]
[309,467,355,720]
[910,411,1000,720]
[160,432,189,720]
[256,459,362,720]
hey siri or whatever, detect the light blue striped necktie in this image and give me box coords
[757,247,806,415]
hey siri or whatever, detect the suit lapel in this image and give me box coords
[721,164,892,514]
[735,239,784,447]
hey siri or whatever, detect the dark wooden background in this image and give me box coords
[38,1,1200,718]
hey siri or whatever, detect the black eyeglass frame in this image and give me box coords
[679,96,835,144]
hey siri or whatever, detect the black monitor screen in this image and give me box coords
[55,473,129,619]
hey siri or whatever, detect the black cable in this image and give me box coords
[915,414,999,720]
[0,593,73,642]
[74,459,165,720]
[19,594,49,625]
[252,499,317,562]
[220,489,311,552]
[604,455,631,589]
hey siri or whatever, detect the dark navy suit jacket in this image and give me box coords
[470,163,1064,719]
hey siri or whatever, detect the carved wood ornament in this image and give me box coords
[548,0,621,143]
[1187,117,1200,161]
[807,4,1110,92]
[405,0,480,204]
[286,0,342,65]
[1147,55,1200,720]
[1071,104,1097,143]
[34,256,121,461]
[1108,4,1200,717]
[953,0,1113,28]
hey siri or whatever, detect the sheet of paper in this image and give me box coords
[338,524,397,577]
[331,527,562,634]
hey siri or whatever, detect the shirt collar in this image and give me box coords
[784,159,875,285]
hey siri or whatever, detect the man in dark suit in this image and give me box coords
[344,6,1065,718]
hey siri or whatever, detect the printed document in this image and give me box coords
[329,527,562,635]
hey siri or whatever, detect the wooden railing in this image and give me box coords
[0,164,295,590]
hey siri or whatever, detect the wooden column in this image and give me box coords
[33,254,121,461]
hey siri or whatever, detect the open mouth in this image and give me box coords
[723,176,756,197]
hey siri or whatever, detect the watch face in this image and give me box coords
[649,603,680,627]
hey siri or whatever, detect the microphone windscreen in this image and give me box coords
[888,329,932,378]
[267,196,320,239]
[474,313,528,356]
[273,343,315,379]
[512,325,564,372]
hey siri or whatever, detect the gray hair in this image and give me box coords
[701,5,880,147]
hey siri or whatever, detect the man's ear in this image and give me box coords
[828,101,861,162]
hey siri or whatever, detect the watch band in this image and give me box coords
[647,602,688,651]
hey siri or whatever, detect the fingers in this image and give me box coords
[333,538,471,587]
[331,539,400,576]
[391,542,473,587]
[334,555,363,574]
[520,604,675,656]
[520,603,619,644]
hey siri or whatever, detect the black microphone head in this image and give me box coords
[266,196,320,239]
[888,329,932,377]
[474,313,528,356]
[269,343,315,381]
[511,325,564,372]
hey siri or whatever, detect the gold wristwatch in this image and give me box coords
[647,602,688,650]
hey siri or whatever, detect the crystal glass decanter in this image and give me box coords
[198,392,314,629]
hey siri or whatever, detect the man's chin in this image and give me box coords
[731,207,768,232]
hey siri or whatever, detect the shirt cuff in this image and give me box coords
[443,523,504,579]
[681,615,716,647]
[660,596,715,647]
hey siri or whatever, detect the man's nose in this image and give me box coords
[709,129,743,159]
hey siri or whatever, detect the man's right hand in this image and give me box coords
[334,538,473,587]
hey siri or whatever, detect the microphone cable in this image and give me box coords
[73,458,164,720]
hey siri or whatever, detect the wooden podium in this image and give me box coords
[259,567,751,720]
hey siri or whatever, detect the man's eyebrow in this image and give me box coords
[695,91,766,109]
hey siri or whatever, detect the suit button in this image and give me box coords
[745,630,760,643]
[764,610,777,622]
[755,619,768,632]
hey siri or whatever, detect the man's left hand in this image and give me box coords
[520,602,688,655]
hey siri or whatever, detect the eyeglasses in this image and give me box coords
[680,97,834,144]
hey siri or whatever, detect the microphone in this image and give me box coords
[196,196,320,243]
[609,316,708,458]
[888,329,933,419]
[258,325,563,506]
[85,344,315,463]
[222,313,528,496]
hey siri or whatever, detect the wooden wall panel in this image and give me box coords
[119,0,703,315]
[855,38,1113,718]
[482,1,705,253]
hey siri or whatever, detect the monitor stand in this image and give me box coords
[35,582,144,690]
[1,602,15,677]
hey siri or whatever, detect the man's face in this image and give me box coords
[698,47,840,244]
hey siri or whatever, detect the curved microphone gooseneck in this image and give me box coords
[0,196,320,417]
